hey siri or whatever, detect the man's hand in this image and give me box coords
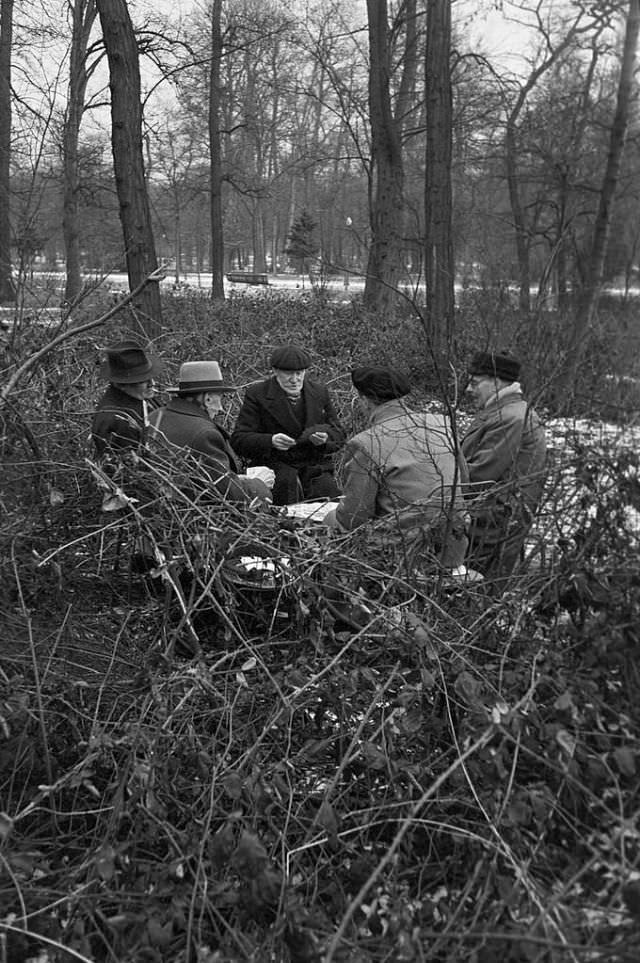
[308,431,328,446]
[272,433,296,451]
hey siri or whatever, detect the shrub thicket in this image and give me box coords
[1,290,639,962]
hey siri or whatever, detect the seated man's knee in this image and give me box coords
[302,468,340,501]
[272,464,301,505]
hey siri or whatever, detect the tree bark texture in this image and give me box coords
[363,0,404,313]
[0,0,15,303]
[96,0,162,337]
[63,0,97,306]
[561,0,640,402]
[425,0,454,358]
[209,0,224,301]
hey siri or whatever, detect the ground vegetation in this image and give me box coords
[1,286,639,961]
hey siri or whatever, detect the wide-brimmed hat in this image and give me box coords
[351,365,411,401]
[270,345,312,370]
[99,340,161,384]
[469,351,520,383]
[169,361,236,394]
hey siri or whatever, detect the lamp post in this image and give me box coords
[344,217,352,289]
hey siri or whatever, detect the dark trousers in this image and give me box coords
[272,462,340,506]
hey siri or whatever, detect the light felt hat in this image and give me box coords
[170,360,236,394]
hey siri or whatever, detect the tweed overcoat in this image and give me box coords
[461,388,547,566]
[334,400,468,567]
[148,398,268,504]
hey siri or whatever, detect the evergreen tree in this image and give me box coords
[284,209,319,281]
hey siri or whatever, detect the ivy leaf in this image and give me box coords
[223,772,244,800]
[613,746,636,777]
[95,844,116,881]
[454,671,484,709]
[209,823,235,870]
[361,741,387,770]
[232,830,269,879]
[316,799,339,840]
[554,691,573,711]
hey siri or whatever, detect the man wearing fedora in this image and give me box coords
[230,344,346,505]
[148,361,273,505]
[461,350,547,580]
[92,340,162,459]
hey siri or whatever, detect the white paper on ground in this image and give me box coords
[285,501,339,522]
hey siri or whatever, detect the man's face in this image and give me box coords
[273,368,306,397]
[118,379,155,401]
[467,374,496,408]
[203,392,223,419]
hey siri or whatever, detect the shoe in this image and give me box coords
[448,565,484,582]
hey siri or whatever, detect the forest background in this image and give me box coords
[1,1,640,962]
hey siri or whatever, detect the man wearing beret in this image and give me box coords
[325,366,469,573]
[231,344,346,505]
[92,339,162,459]
[461,351,547,580]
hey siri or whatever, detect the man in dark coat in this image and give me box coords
[230,345,346,505]
[461,351,547,580]
[148,361,272,506]
[91,340,162,459]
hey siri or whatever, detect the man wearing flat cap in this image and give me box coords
[231,344,346,505]
[92,340,162,459]
[325,365,469,572]
[461,350,547,579]
[147,361,273,505]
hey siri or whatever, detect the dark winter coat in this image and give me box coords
[231,375,345,470]
[91,385,160,459]
[148,397,269,504]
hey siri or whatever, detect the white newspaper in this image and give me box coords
[285,500,339,522]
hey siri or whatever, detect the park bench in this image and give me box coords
[226,271,270,286]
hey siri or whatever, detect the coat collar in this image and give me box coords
[368,398,409,425]
[262,375,309,433]
[166,396,210,420]
[482,384,524,411]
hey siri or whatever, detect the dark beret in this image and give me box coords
[469,351,520,383]
[270,345,312,370]
[351,365,411,401]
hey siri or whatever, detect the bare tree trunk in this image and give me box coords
[363,0,404,313]
[560,0,640,405]
[0,0,16,303]
[425,0,454,359]
[96,0,162,337]
[63,0,97,306]
[209,0,224,302]
[504,107,531,314]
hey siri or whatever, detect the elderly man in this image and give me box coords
[92,339,162,459]
[325,366,469,573]
[231,344,345,505]
[461,351,547,579]
[148,361,272,505]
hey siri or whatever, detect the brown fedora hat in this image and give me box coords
[170,361,236,394]
[99,340,161,384]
